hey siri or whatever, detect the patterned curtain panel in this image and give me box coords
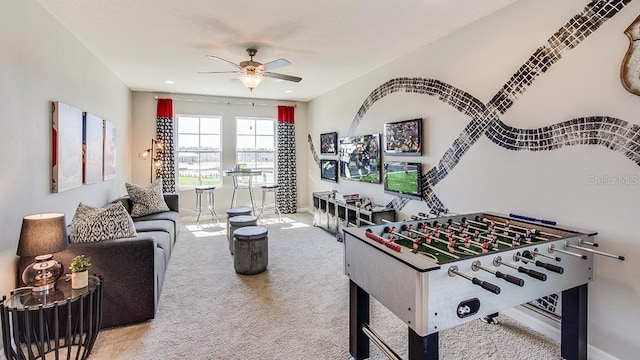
[156,99,175,193]
[276,106,297,213]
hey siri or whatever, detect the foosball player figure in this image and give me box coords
[463,235,471,249]
[473,230,481,241]
[525,229,535,242]
[512,233,522,247]
[425,233,432,245]
[481,240,491,253]
[412,240,419,254]
[489,234,499,247]
[448,238,456,254]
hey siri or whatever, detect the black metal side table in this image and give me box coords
[0,275,103,360]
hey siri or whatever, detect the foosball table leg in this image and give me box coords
[561,284,588,360]
[408,327,439,360]
[350,280,370,359]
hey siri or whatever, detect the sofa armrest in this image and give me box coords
[18,236,158,329]
[163,193,179,212]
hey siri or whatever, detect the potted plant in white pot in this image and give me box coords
[69,254,91,289]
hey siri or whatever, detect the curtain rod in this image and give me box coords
[154,96,296,108]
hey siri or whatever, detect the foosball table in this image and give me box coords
[344,211,624,360]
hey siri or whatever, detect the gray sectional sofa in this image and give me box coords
[17,193,180,329]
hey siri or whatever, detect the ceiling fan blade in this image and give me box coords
[205,55,242,70]
[264,72,302,83]
[198,71,240,74]
[260,58,291,71]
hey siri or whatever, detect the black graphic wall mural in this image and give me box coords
[312,0,634,213]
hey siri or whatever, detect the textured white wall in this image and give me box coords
[130,92,308,215]
[307,0,640,358]
[0,1,131,298]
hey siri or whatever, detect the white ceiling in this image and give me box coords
[38,0,520,102]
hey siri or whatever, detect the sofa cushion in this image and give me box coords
[69,202,137,243]
[134,220,175,250]
[126,179,170,217]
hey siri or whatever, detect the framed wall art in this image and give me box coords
[383,118,423,156]
[52,101,83,193]
[320,132,337,155]
[103,120,117,180]
[320,159,338,183]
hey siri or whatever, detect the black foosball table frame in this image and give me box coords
[344,212,597,360]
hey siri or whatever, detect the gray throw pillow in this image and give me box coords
[126,179,170,217]
[70,202,137,243]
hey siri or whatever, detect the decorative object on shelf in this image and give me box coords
[52,101,83,193]
[621,15,640,96]
[320,132,338,155]
[383,118,422,156]
[69,254,91,289]
[138,138,164,182]
[16,213,69,292]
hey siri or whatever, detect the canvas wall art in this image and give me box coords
[82,112,104,184]
[52,101,83,193]
[103,120,117,180]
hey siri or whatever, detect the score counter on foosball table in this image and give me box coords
[343,212,623,360]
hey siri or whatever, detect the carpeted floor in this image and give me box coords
[88,212,560,359]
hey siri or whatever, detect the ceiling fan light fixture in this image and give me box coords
[238,74,264,91]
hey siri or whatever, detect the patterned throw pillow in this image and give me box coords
[125,179,170,217]
[70,202,137,243]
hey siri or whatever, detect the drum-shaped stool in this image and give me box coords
[228,215,257,255]
[258,183,281,222]
[193,185,219,224]
[226,207,252,245]
[233,226,268,275]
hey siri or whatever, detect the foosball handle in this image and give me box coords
[517,266,547,281]
[495,271,525,287]
[535,260,564,274]
[471,277,501,294]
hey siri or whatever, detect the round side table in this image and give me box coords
[0,275,103,360]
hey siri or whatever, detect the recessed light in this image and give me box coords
[285,90,293,93]
[164,80,175,85]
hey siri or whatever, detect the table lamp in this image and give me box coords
[16,213,68,292]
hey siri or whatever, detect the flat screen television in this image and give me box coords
[320,159,338,183]
[383,118,423,156]
[383,161,423,200]
[338,134,381,184]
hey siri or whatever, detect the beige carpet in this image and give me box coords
[88,213,560,360]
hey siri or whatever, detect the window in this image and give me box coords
[236,117,275,185]
[176,115,222,188]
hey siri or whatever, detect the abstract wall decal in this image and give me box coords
[345,0,633,212]
[103,120,117,181]
[82,112,104,184]
[308,134,321,167]
[52,101,83,193]
[621,15,640,95]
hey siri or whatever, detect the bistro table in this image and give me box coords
[223,169,263,213]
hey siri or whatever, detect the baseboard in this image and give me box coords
[502,307,619,360]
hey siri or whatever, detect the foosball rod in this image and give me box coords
[410,223,486,253]
[383,227,461,259]
[448,265,501,294]
[492,255,548,281]
[418,213,516,245]
[532,248,562,262]
[514,251,564,274]
[564,242,625,261]
[442,220,513,248]
[548,244,588,260]
[465,217,555,242]
[403,225,480,255]
[471,260,525,287]
[473,216,561,239]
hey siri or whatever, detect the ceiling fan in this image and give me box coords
[201,48,302,91]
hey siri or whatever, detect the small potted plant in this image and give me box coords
[69,254,91,289]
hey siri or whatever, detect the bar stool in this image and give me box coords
[259,183,281,222]
[193,185,219,224]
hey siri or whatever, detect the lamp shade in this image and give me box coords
[17,213,68,257]
[238,74,265,91]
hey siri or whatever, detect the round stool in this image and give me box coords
[233,226,268,275]
[193,185,219,224]
[228,215,258,255]
[259,183,281,222]
[226,207,252,246]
